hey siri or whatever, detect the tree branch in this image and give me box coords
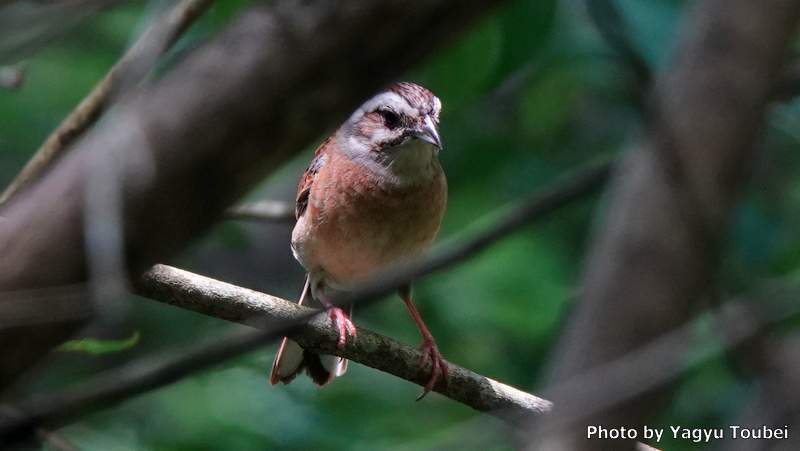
[585,0,651,93]
[0,265,552,444]
[0,0,125,65]
[0,0,215,207]
[586,0,800,107]
[0,327,276,445]
[139,265,554,419]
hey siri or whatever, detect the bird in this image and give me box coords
[270,82,448,399]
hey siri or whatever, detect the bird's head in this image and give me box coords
[341,82,442,167]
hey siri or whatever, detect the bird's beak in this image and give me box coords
[413,115,442,150]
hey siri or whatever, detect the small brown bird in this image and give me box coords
[270,82,448,398]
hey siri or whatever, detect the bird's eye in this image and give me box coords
[378,109,400,129]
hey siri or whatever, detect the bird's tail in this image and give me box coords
[269,275,348,386]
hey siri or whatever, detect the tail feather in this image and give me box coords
[269,275,350,386]
[269,337,305,385]
[306,351,337,385]
[320,354,348,378]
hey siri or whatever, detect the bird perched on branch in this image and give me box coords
[270,82,448,398]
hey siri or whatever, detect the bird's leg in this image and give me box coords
[399,285,448,400]
[317,293,356,349]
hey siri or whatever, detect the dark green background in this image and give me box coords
[3,0,799,449]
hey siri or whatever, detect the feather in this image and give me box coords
[269,274,351,386]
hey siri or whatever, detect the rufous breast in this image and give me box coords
[292,148,446,287]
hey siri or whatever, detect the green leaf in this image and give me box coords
[57,331,140,355]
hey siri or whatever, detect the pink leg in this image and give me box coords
[399,285,448,400]
[318,293,356,349]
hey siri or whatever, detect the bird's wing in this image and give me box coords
[295,136,332,219]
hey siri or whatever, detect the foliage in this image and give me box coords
[57,332,141,355]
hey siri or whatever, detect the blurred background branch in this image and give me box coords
[0,326,278,446]
[536,0,800,449]
[0,0,214,207]
[585,0,650,100]
[0,0,126,64]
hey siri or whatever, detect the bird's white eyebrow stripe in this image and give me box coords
[348,92,415,125]
[365,92,412,113]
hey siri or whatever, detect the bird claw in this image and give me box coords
[416,338,448,401]
[328,307,356,349]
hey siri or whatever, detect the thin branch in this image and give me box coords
[225,200,295,223]
[587,0,800,107]
[0,0,214,207]
[141,265,554,419]
[0,266,551,443]
[585,0,651,92]
[0,0,125,65]
[0,327,275,444]
[142,264,800,443]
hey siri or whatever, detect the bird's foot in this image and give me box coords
[328,307,357,349]
[417,337,448,400]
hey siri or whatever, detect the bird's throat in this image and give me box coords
[375,140,439,185]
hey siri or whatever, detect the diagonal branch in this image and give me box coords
[137,265,554,420]
[6,266,798,450]
[585,0,651,92]
[0,265,552,443]
[0,0,214,207]
[0,327,276,445]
